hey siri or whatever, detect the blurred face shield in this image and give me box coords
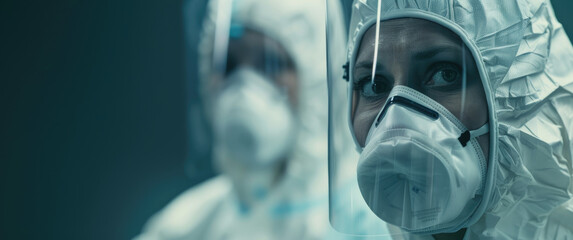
[205,1,299,172]
[327,0,491,236]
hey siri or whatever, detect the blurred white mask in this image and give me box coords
[213,67,295,169]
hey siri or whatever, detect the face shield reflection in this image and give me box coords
[327,0,490,237]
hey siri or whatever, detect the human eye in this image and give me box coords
[426,63,462,88]
[354,75,390,99]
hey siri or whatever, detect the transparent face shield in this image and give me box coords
[327,0,490,236]
[203,0,298,177]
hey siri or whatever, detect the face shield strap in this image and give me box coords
[458,123,489,147]
[342,62,349,81]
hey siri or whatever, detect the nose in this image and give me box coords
[387,58,416,91]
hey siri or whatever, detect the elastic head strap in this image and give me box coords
[470,123,490,139]
[459,122,489,147]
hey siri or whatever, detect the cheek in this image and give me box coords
[466,82,489,160]
[477,133,489,162]
[450,78,490,160]
[459,83,488,130]
[352,100,381,147]
[432,81,488,131]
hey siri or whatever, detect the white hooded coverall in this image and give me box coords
[345,0,573,239]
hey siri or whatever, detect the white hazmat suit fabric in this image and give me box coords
[134,0,350,239]
[346,0,573,239]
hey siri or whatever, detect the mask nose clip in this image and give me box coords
[375,95,439,127]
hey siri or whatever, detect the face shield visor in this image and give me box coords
[327,0,492,236]
[202,0,299,172]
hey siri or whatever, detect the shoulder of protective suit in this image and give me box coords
[134,176,232,240]
[542,199,573,239]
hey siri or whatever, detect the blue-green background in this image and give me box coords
[3,0,572,239]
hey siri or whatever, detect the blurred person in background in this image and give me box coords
[134,0,357,239]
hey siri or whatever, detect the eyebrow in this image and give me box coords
[354,61,380,71]
[413,45,462,60]
[354,45,462,70]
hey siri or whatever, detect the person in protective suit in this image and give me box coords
[134,0,356,239]
[342,0,573,239]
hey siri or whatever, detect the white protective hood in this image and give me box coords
[346,0,573,239]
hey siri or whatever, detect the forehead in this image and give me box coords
[357,18,462,60]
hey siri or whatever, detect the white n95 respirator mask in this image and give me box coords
[356,85,489,233]
[213,67,295,168]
